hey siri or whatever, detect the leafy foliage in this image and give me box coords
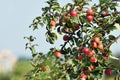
[26,0,120,80]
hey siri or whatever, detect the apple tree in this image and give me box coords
[25,0,120,80]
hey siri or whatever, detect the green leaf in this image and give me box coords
[76,40,83,47]
[45,31,57,44]
[57,27,62,34]
[39,23,44,27]
[45,32,55,44]
[29,23,38,30]
[81,16,90,25]
[51,5,61,11]
[109,2,117,10]
[102,18,109,23]
[65,73,70,80]
[109,35,116,40]
[70,16,78,23]
[29,46,36,57]
[115,16,120,24]
[43,17,50,24]
[66,21,73,28]
[65,3,74,10]
[42,7,49,12]
[29,36,35,42]
[51,32,58,39]
[76,30,82,38]
[108,55,120,69]
[93,27,102,32]
[114,23,120,29]
[108,25,117,31]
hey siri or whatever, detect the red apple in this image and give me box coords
[97,44,104,50]
[86,15,93,21]
[93,37,100,43]
[102,11,107,16]
[54,51,61,57]
[103,53,108,60]
[90,41,97,48]
[77,54,83,61]
[87,50,94,57]
[62,27,69,33]
[90,56,97,63]
[73,24,79,30]
[86,8,94,15]
[50,20,56,26]
[78,46,83,52]
[59,17,62,23]
[70,10,77,16]
[98,19,103,23]
[63,35,68,41]
[79,73,87,79]
[82,68,90,73]
[103,56,108,60]
[105,69,112,75]
[83,47,90,54]
[90,64,94,70]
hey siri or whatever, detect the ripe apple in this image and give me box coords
[62,27,69,33]
[83,47,90,54]
[103,53,108,60]
[79,73,87,80]
[63,35,68,41]
[87,50,94,57]
[54,51,61,57]
[78,46,83,52]
[73,24,79,30]
[90,41,97,48]
[101,11,107,17]
[93,37,100,43]
[105,69,112,75]
[63,16,70,22]
[50,20,56,26]
[98,19,103,23]
[70,10,77,16]
[82,68,90,73]
[40,64,48,71]
[77,54,83,61]
[59,17,62,24]
[97,44,104,50]
[103,56,108,60]
[86,15,93,21]
[90,64,94,70]
[90,56,97,63]
[86,8,94,15]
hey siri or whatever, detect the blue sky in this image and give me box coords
[0,0,120,57]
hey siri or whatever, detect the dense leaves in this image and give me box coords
[26,0,120,80]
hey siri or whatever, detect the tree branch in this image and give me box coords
[112,0,120,1]
[105,34,120,49]
[60,33,74,51]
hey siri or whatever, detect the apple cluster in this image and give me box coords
[51,8,113,79]
[86,8,94,21]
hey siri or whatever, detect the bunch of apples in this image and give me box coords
[51,8,112,80]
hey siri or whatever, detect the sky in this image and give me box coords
[0,0,120,58]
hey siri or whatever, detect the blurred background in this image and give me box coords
[0,0,120,80]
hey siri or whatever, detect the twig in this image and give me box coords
[105,34,120,49]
